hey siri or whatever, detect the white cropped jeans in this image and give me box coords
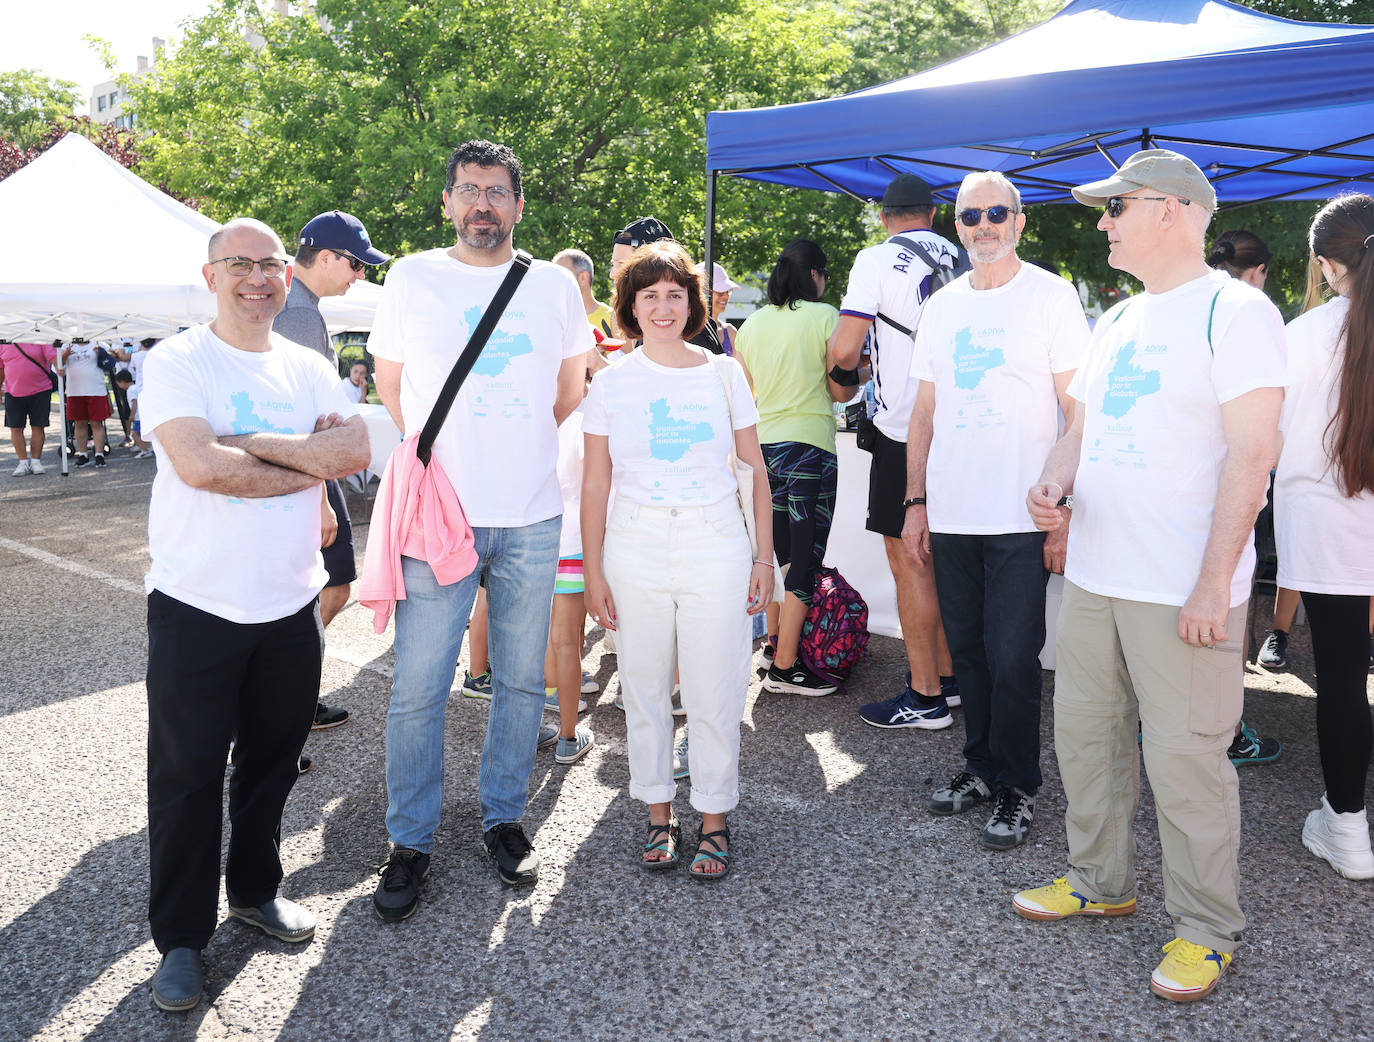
[602,497,753,813]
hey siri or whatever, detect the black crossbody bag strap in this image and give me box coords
[875,235,945,337]
[416,249,533,467]
[14,343,57,389]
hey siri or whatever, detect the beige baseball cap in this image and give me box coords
[1072,149,1217,212]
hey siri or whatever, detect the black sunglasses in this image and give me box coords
[957,205,1017,227]
[331,250,365,272]
[1104,196,1190,219]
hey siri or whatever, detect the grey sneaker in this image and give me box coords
[537,722,559,749]
[544,689,586,714]
[554,724,595,765]
[462,670,493,700]
[484,822,539,886]
[580,671,600,694]
[673,729,690,780]
[929,771,993,816]
[1258,629,1288,668]
[982,787,1035,850]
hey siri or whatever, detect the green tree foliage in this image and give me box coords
[0,69,81,150]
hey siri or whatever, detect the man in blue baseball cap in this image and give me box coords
[274,210,390,750]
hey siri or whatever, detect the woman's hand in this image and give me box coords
[585,571,618,631]
[746,561,773,615]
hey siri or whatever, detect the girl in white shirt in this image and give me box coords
[582,241,772,880]
[1276,193,1374,880]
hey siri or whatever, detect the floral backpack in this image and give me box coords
[798,567,870,685]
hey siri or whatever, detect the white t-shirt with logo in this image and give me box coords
[128,347,149,400]
[582,350,758,508]
[1066,269,1286,607]
[367,249,591,528]
[1275,296,1374,594]
[911,263,1089,534]
[140,326,357,624]
[63,342,107,397]
[839,229,961,442]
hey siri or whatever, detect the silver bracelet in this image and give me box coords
[753,559,772,567]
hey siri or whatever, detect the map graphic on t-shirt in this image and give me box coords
[466,307,535,377]
[647,399,714,462]
[229,391,296,434]
[952,327,1005,390]
[1101,342,1161,418]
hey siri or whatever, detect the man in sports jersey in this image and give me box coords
[1013,150,1285,1003]
[829,173,962,731]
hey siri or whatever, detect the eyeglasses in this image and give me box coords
[449,183,515,206]
[331,250,365,272]
[957,205,1017,227]
[1105,196,1190,218]
[210,256,287,277]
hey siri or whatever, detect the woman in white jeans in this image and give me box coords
[582,240,773,879]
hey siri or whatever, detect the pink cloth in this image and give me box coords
[358,431,479,632]
[0,343,58,398]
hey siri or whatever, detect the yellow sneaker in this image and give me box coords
[1149,938,1232,1002]
[1012,877,1137,921]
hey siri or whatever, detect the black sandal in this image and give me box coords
[689,826,731,881]
[642,816,681,870]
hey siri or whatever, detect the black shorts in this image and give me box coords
[4,391,51,429]
[866,427,908,539]
[321,479,357,587]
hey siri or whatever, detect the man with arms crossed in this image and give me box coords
[369,140,585,918]
[829,173,961,730]
[273,209,391,732]
[140,218,369,1011]
[1013,150,1284,1003]
[904,171,1088,850]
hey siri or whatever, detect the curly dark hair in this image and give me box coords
[445,140,523,198]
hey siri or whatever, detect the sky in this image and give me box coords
[4,0,212,108]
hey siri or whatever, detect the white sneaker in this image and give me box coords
[1303,794,1374,879]
[28,458,44,474]
[11,459,31,476]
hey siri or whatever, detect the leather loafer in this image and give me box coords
[227,897,315,943]
[152,947,203,1012]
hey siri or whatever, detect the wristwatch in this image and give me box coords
[1056,495,1074,510]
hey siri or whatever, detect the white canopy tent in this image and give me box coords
[0,134,379,341]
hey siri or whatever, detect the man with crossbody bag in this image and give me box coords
[369,140,587,918]
[1,340,59,475]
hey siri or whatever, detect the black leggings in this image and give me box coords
[1303,592,1373,813]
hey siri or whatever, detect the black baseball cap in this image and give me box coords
[881,173,935,208]
[613,216,674,247]
[297,210,390,265]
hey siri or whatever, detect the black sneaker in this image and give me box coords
[760,637,777,665]
[74,454,91,467]
[982,786,1035,850]
[762,661,838,696]
[484,822,539,886]
[298,754,312,774]
[1228,721,1281,766]
[929,771,992,816]
[373,847,430,922]
[94,453,106,467]
[313,701,349,729]
[1257,629,1288,668]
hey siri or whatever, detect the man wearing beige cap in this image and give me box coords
[1012,149,1285,1002]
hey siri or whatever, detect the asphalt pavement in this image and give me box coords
[2,433,1373,1042]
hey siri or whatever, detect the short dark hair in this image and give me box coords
[113,369,134,384]
[446,139,523,198]
[294,243,323,268]
[613,241,707,341]
[881,204,935,227]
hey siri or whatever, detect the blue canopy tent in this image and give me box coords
[702,0,1374,272]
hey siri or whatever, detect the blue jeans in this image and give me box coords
[385,517,560,847]
[930,531,1048,794]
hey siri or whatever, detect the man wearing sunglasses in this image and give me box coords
[274,210,391,739]
[903,171,1090,852]
[140,217,371,1012]
[1015,150,1285,1002]
[829,172,963,732]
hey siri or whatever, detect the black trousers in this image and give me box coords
[1302,591,1373,814]
[146,590,323,953]
[931,531,1049,794]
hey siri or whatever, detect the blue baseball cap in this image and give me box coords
[297,210,390,265]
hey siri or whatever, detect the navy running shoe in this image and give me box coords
[858,686,952,730]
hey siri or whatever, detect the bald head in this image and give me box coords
[208,217,285,262]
